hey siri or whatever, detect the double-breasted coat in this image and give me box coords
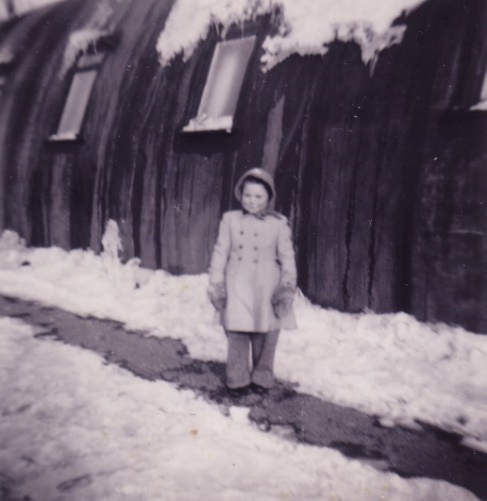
[209,210,297,332]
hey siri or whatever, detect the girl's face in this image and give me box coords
[241,181,270,214]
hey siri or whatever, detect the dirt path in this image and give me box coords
[1,295,486,500]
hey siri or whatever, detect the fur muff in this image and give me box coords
[271,285,295,319]
[208,282,227,311]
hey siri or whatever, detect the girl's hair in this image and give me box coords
[240,175,273,200]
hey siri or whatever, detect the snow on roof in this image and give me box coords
[61,28,111,75]
[1,0,64,18]
[60,0,122,75]
[156,0,426,69]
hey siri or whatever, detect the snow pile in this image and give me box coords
[0,226,486,447]
[283,304,487,439]
[60,0,122,73]
[0,227,215,347]
[61,28,111,74]
[0,47,15,66]
[0,230,26,266]
[4,0,63,17]
[0,317,478,500]
[156,0,425,69]
[471,100,487,111]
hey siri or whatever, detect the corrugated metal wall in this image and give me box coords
[0,0,485,331]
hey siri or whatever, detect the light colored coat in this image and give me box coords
[209,210,297,332]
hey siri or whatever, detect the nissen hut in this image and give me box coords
[0,0,485,331]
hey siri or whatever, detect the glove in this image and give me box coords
[207,282,227,311]
[271,285,295,319]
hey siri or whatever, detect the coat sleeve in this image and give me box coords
[208,212,231,285]
[276,218,297,289]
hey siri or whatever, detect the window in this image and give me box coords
[0,75,6,96]
[0,47,15,98]
[481,73,487,101]
[49,51,105,142]
[182,35,256,133]
[471,70,487,110]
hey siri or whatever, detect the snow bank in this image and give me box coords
[12,0,64,16]
[156,0,425,69]
[0,226,486,447]
[0,317,478,500]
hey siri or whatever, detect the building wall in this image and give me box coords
[0,0,485,331]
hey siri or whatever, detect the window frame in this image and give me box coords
[470,69,487,111]
[181,35,257,135]
[47,33,118,144]
[48,51,105,143]
[0,46,15,97]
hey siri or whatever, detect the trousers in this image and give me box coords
[225,329,280,389]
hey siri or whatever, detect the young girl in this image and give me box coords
[208,167,297,394]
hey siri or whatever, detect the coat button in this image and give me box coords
[253,259,258,263]
[240,231,244,235]
[238,257,242,261]
[239,245,243,249]
[254,233,258,237]
[253,246,258,250]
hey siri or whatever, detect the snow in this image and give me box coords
[182,114,234,132]
[61,0,122,74]
[462,437,487,455]
[0,317,478,500]
[156,0,426,69]
[62,28,111,74]
[47,131,80,141]
[0,0,64,19]
[0,224,486,448]
[15,0,62,14]
[470,100,487,111]
[0,47,15,65]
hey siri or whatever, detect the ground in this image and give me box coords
[1,295,486,500]
[1,229,486,499]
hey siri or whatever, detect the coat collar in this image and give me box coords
[241,209,281,220]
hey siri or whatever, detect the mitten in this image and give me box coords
[271,285,295,319]
[207,282,227,311]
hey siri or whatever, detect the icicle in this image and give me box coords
[156,0,423,71]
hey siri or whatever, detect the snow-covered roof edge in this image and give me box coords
[156,0,426,70]
[60,0,124,75]
[0,0,65,20]
[61,28,112,74]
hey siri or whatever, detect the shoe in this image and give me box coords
[227,385,251,398]
[251,369,275,389]
[250,382,269,395]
